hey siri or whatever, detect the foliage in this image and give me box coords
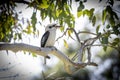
[0,0,120,79]
[0,0,119,46]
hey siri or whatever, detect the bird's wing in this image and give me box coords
[41,31,50,47]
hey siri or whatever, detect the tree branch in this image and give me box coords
[0,43,97,74]
[77,31,97,35]
[0,43,49,57]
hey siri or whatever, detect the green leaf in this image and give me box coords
[41,10,47,20]
[92,16,96,26]
[112,24,120,35]
[18,33,22,40]
[106,24,110,29]
[103,46,107,51]
[89,8,94,20]
[67,30,72,37]
[32,53,37,57]
[64,39,68,48]
[109,16,115,26]
[25,24,32,34]
[38,0,49,9]
[106,6,112,13]
[106,6,116,26]
[56,10,62,17]
[77,11,83,17]
[14,33,17,40]
[84,9,94,20]
[83,9,90,17]
[90,8,94,14]
[102,9,107,24]
[101,37,108,44]
[101,36,108,51]
[31,12,37,31]
[0,32,4,40]
[65,4,71,15]
[114,38,120,42]
[60,26,64,31]
[96,25,100,34]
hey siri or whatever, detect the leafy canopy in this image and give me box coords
[0,0,120,52]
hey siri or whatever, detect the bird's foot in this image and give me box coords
[46,55,50,59]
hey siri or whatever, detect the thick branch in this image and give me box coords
[0,43,97,74]
[0,43,53,58]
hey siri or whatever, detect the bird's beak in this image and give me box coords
[55,25,61,28]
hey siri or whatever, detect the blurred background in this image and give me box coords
[0,0,120,80]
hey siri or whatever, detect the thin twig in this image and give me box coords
[86,44,118,50]
[70,28,81,43]
[72,43,85,62]
[78,31,97,35]
[56,28,81,43]
[72,33,100,63]
[56,29,68,41]
[87,47,91,63]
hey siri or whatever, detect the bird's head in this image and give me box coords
[45,23,61,31]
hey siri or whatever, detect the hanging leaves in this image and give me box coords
[77,8,96,26]
[38,0,49,9]
[0,13,15,42]
[77,8,95,18]
[13,33,22,41]
[102,5,119,27]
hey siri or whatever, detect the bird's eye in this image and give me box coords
[49,26,52,28]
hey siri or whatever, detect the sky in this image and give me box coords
[0,0,120,80]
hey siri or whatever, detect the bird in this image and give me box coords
[41,23,61,64]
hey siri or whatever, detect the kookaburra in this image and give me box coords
[41,23,61,64]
